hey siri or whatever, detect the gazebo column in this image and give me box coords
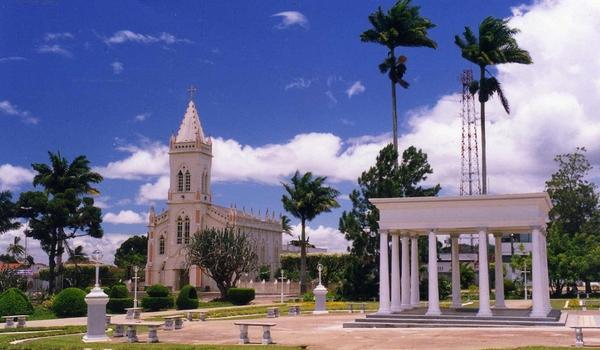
[530,226,546,317]
[541,231,551,314]
[378,230,391,314]
[426,230,441,316]
[410,235,420,307]
[391,234,402,313]
[494,233,506,308]
[401,235,411,309]
[477,229,492,317]
[451,234,461,308]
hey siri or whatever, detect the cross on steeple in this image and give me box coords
[187,85,197,101]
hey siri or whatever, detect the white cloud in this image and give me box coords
[0,56,27,63]
[133,113,150,122]
[284,223,349,252]
[285,78,313,90]
[95,142,169,180]
[103,30,191,45]
[111,61,124,74]
[37,44,72,58]
[0,100,39,124]
[103,210,148,225]
[44,32,74,41]
[325,91,338,105]
[138,176,169,203]
[346,81,366,98]
[272,11,309,30]
[0,164,35,190]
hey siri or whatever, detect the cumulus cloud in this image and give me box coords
[37,44,72,58]
[138,176,169,203]
[272,11,309,30]
[103,30,192,45]
[103,210,148,225]
[284,223,349,252]
[44,32,74,41]
[0,100,39,124]
[346,81,365,98]
[0,164,35,190]
[95,142,169,180]
[111,61,124,74]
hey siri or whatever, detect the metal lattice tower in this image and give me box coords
[459,69,481,196]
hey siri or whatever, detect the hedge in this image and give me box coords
[141,296,173,311]
[176,285,199,310]
[0,288,33,317]
[107,298,134,313]
[52,288,87,317]
[146,284,170,297]
[227,288,255,305]
[109,285,129,298]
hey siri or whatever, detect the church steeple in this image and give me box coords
[175,100,205,143]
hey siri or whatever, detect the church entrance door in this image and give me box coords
[177,269,189,290]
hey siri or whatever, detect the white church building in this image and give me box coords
[145,95,282,291]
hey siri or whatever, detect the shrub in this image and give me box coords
[302,292,314,302]
[141,296,173,311]
[0,288,34,317]
[146,284,170,297]
[52,288,87,317]
[109,285,129,298]
[107,298,134,313]
[176,285,199,310]
[227,288,255,305]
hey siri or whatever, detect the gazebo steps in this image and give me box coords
[364,311,561,322]
[343,321,560,328]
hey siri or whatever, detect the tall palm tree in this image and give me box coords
[455,16,532,194]
[7,236,25,260]
[281,171,340,293]
[361,0,437,157]
[281,215,293,236]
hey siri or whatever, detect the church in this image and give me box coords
[145,93,282,291]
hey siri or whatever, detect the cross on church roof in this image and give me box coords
[187,85,197,100]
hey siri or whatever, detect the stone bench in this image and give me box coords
[112,321,163,343]
[288,304,301,316]
[2,315,27,328]
[125,307,142,320]
[234,322,276,345]
[163,315,184,330]
[185,311,207,321]
[348,303,366,313]
[266,307,280,318]
[571,324,600,347]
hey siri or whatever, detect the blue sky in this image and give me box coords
[2,0,600,262]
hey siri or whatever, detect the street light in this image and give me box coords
[133,266,139,308]
[91,249,103,289]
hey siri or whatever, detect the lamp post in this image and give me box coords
[280,270,285,304]
[83,248,109,343]
[92,250,102,288]
[133,266,139,308]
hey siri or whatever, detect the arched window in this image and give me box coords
[184,171,191,192]
[184,216,190,244]
[177,170,184,192]
[159,236,165,255]
[176,216,183,244]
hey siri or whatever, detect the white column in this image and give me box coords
[477,229,492,317]
[426,230,441,316]
[410,236,420,307]
[451,234,461,308]
[401,235,411,309]
[494,234,505,308]
[530,226,546,317]
[391,234,402,312]
[541,231,551,314]
[378,231,391,314]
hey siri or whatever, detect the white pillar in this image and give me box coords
[391,234,402,312]
[541,231,551,314]
[410,236,420,307]
[494,234,505,308]
[378,231,391,314]
[530,226,546,317]
[477,229,492,317]
[426,230,441,316]
[401,235,411,309]
[451,234,461,308]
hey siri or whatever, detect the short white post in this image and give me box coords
[426,230,441,316]
[133,266,139,309]
[451,234,461,308]
[83,249,109,343]
[280,269,285,304]
[530,226,546,317]
[541,233,552,314]
[313,263,328,314]
[401,235,411,309]
[410,236,420,307]
[378,231,391,314]
[494,234,505,308]
[477,229,492,317]
[391,234,402,312]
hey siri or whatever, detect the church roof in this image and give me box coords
[175,100,205,143]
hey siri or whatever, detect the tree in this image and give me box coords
[18,152,103,293]
[0,191,20,234]
[339,144,440,300]
[281,215,293,236]
[114,235,148,279]
[361,0,436,156]
[66,245,89,264]
[6,236,25,261]
[455,16,532,194]
[281,171,340,293]
[186,227,258,299]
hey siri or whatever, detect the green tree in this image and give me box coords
[114,235,147,279]
[360,0,436,156]
[455,16,532,194]
[18,152,103,293]
[66,245,89,264]
[6,236,25,261]
[339,144,440,300]
[281,171,340,293]
[186,227,258,299]
[0,191,20,234]
[281,215,293,236]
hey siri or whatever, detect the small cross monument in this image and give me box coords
[313,263,328,314]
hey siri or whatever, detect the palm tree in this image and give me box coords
[455,16,532,194]
[281,171,340,293]
[361,0,437,157]
[281,215,293,236]
[7,236,25,260]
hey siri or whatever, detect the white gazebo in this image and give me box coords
[372,193,552,318]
